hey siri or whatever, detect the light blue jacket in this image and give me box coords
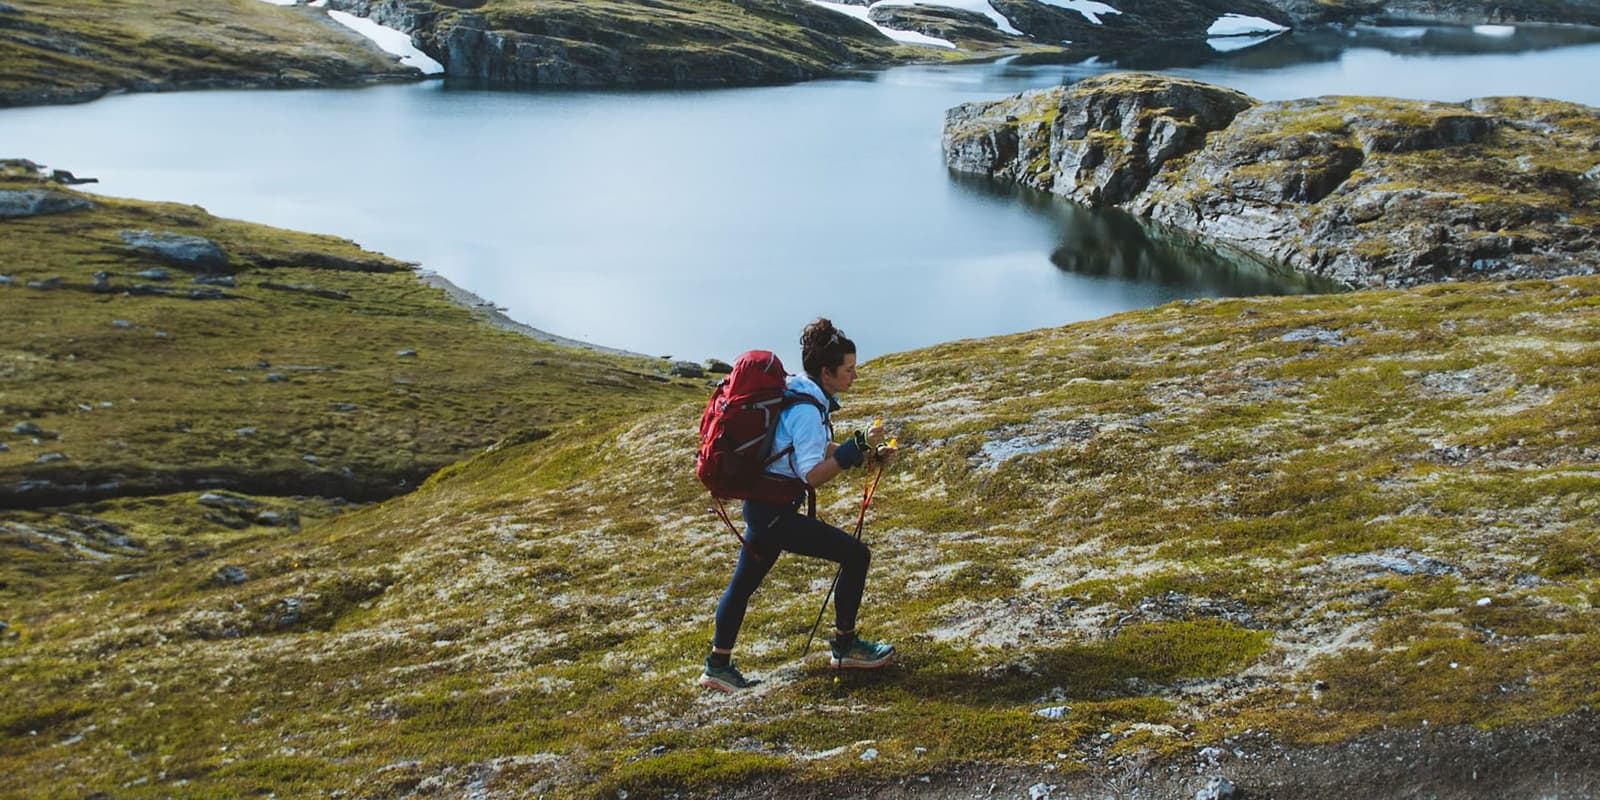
[766,373,836,482]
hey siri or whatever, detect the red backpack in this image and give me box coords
[695,350,824,509]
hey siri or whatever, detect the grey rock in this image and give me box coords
[0,274,12,286]
[92,271,111,291]
[302,454,320,464]
[396,348,418,358]
[119,230,228,272]
[1281,327,1348,346]
[1196,776,1238,800]
[25,276,63,290]
[12,421,44,436]
[213,565,250,586]
[112,319,134,329]
[704,358,734,374]
[330,402,358,411]
[192,274,236,287]
[265,374,288,383]
[273,596,304,628]
[187,287,230,300]
[0,189,92,218]
[34,452,67,464]
[669,361,705,379]
[198,492,259,512]
[234,426,257,436]
[0,442,8,452]
[48,169,97,185]
[255,509,300,529]
[134,268,172,281]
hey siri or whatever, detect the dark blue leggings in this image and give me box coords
[711,499,871,650]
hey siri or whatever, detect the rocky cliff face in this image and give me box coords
[945,73,1600,287]
[325,0,916,88]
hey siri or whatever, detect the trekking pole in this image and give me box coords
[799,443,891,659]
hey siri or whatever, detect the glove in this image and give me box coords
[834,430,870,469]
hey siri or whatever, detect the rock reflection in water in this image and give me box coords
[953,172,1341,297]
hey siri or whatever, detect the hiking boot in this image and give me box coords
[829,635,895,669]
[698,658,761,692]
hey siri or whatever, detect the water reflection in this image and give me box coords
[1008,23,1600,72]
[950,173,1342,296]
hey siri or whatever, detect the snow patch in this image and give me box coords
[325,9,445,74]
[1474,24,1516,37]
[1207,31,1284,52]
[804,1,958,47]
[1207,13,1289,37]
[1036,0,1122,25]
[870,0,1022,37]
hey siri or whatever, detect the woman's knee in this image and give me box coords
[846,539,871,570]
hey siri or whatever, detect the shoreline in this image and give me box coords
[415,270,651,359]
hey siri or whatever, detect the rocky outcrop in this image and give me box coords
[868,4,1014,44]
[0,189,92,218]
[119,231,229,272]
[945,73,1600,286]
[326,0,913,88]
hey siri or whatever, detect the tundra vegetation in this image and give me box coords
[3,158,1597,796]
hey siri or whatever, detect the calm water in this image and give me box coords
[3,23,1598,365]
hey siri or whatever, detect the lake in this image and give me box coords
[3,23,1598,366]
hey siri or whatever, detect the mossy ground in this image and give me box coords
[3,217,1595,797]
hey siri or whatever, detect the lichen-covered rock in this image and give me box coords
[946,73,1600,286]
[119,230,229,272]
[945,73,1253,205]
[0,188,92,218]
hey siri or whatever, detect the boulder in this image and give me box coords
[48,169,97,185]
[213,565,250,586]
[119,230,228,272]
[669,361,705,379]
[0,189,92,218]
[197,492,259,512]
[704,358,734,374]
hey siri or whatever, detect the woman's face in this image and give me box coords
[819,353,857,395]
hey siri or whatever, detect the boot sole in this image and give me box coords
[697,674,742,692]
[829,652,894,669]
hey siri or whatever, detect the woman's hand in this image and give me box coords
[866,417,886,446]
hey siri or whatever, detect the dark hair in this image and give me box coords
[801,318,855,379]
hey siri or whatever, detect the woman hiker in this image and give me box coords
[699,318,898,692]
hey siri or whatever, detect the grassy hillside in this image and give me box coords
[1,159,699,603]
[3,262,1595,796]
[0,0,420,106]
